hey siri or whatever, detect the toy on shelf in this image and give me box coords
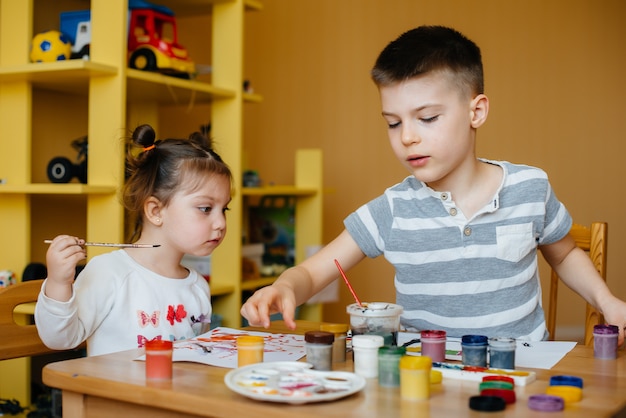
[0,270,16,288]
[29,30,71,63]
[57,0,195,78]
[46,136,88,184]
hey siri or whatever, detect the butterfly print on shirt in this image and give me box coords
[137,310,159,328]
[167,304,187,325]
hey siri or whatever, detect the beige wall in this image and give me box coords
[167,0,626,340]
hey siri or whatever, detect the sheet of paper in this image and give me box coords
[514,340,577,369]
[136,327,306,369]
[397,332,577,369]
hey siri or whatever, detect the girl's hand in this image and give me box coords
[240,284,298,330]
[44,235,86,301]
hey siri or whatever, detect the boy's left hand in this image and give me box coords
[599,297,626,346]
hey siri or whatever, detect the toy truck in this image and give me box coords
[59,0,195,77]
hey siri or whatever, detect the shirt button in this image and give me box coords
[449,208,458,216]
[441,192,449,201]
[464,227,472,236]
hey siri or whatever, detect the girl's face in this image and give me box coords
[378,71,479,191]
[158,173,231,257]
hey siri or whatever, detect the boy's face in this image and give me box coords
[379,71,483,190]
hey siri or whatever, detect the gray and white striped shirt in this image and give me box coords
[344,160,572,341]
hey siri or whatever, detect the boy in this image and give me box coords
[241,26,626,343]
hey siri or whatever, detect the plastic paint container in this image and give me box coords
[352,334,384,378]
[378,345,406,387]
[420,330,446,363]
[545,385,583,403]
[528,394,565,412]
[237,335,264,367]
[320,322,349,363]
[347,302,403,346]
[304,331,334,370]
[593,324,619,359]
[461,335,488,367]
[399,355,432,401]
[145,340,173,380]
[488,337,516,369]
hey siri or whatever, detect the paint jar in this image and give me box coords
[237,335,264,367]
[399,355,432,401]
[352,334,384,378]
[347,302,403,346]
[593,324,619,359]
[378,345,406,387]
[320,322,349,362]
[461,335,488,367]
[304,331,334,370]
[145,340,173,380]
[488,337,516,369]
[420,330,447,362]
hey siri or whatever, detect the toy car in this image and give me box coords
[47,136,88,184]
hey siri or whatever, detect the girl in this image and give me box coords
[35,124,232,356]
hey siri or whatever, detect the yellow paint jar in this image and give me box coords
[399,355,432,401]
[237,336,264,367]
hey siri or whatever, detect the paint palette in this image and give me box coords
[432,361,536,386]
[224,361,366,404]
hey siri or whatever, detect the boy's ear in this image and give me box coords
[144,196,163,226]
[470,94,489,128]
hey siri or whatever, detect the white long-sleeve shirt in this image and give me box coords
[35,250,212,356]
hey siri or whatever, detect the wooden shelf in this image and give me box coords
[156,0,263,16]
[126,68,235,104]
[210,283,236,297]
[240,277,277,291]
[243,92,263,103]
[242,185,318,196]
[0,60,117,95]
[0,183,116,195]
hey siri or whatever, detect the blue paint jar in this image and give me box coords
[488,337,516,369]
[461,335,488,367]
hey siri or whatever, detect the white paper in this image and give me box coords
[514,340,577,369]
[137,327,306,369]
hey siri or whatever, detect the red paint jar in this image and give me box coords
[145,340,173,380]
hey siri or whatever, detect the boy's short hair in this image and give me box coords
[371,25,484,98]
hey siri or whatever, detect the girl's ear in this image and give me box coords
[470,94,489,128]
[144,196,163,226]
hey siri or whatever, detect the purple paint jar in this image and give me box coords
[593,324,619,359]
[420,330,446,362]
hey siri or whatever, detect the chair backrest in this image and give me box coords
[0,279,57,360]
[546,222,608,346]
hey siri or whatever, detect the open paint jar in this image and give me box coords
[347,302,403,346]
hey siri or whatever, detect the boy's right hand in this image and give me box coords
[44,235,86,301]
[240,284,298,330]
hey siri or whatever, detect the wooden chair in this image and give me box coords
[0,279,57,360]
[546,222,608,346]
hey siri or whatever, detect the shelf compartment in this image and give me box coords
[0,183,116,195]
[0,60,117,95]
[126,68,235,104]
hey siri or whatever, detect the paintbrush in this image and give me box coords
[334,258,363,307]
[44,240,160,248]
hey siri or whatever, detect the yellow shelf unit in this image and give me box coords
[0,0,281,407]
[0,0,323,407]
